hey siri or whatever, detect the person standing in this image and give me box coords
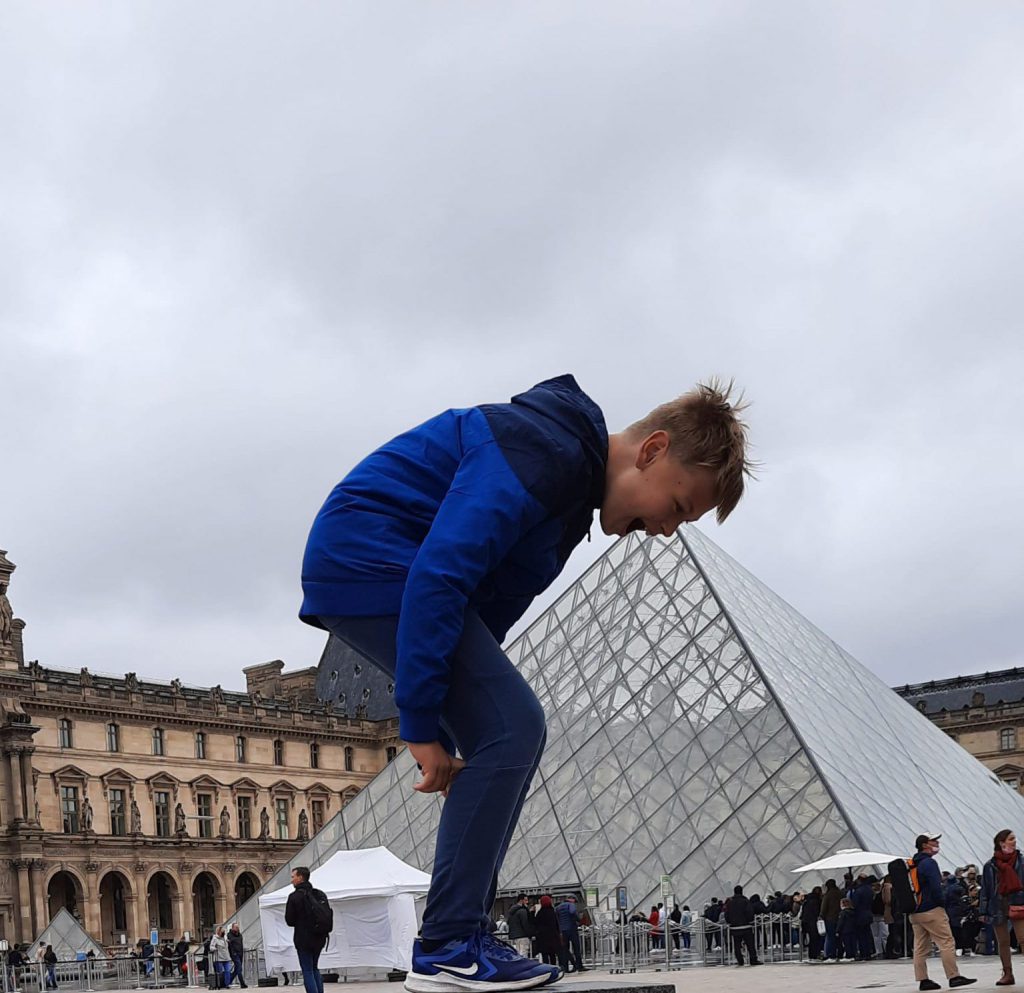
[980,829,1024,986]
[820,879,841,961]
[909,833,976,991]
[285,867,332,993]
[852,874,875,960]
[505,895,535,959]
[555,896,585,974]
[43,945,58,990]
[210,927,231,989]
[532,897,560,967]
[724,886,760,967]
[801,886,823,960]
[227,923,248,988]
[677,906,692,951]
[174,936,190,978]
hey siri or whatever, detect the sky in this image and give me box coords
[2,1,1023,693]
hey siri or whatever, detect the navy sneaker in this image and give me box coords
[405,932,560,992]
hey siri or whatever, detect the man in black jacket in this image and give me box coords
[725,886,760,967]
[285,867,326,993]
[227,924,248,988]
[506,895,536,958]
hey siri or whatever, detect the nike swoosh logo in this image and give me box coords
[437,964,479,976]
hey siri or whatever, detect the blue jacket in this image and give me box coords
[300,375,608,742]
[852,880,874,925]
[555,901,579,934]
[912,852,944,913]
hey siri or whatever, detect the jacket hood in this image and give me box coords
[508,374,608,508]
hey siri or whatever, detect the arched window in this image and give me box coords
[1001,728,1017,752]
[106,723,120,752]
[344,746,354,772]
[309,742,320,769]
[152,727,165,756]
[273,739,284,765]
[58,718,73,749]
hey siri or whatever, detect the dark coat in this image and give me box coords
[800,893,821,925]
[534,907,561,957]
[227,931,243,957]
[725,895,754,927]
[820,885,841,922]
[506,904,535,940]
[285,881,326,952]
[945,879,968,927]
[852,881,874,925]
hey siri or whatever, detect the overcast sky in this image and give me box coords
[3,2,1023,694]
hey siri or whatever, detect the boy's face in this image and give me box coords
[601,431,719,537]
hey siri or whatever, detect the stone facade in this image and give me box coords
[0,549,400,948]
[895,667,1024,791]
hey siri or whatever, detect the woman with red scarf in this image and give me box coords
[980,829,1024,986]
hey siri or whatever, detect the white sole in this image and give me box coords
[405,971,554,993]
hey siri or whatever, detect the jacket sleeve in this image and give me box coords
[395,439,547,743]
[284,891,297,927]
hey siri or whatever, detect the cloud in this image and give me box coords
[3,1,1023,690]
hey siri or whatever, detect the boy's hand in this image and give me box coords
[406,740,465,796]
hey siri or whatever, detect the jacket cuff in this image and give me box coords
[399,708,441,744]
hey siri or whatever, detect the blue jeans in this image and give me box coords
[296,948,323,993]
[320,612,547,943]
[229,954,245,986]
[823,919,838,958]
[215,962,230,986]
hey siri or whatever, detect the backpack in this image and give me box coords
[888,857,922,915]
[307,888,334,940]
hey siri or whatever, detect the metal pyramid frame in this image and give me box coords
[234,527,1024,945]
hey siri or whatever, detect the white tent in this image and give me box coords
[258,847,430,973]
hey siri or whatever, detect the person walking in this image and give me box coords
[980,829,1024,986]
[285,867,332,993]
[909,833,976,991]
[210,927,231,989]
[227,923,248,988]
[505,895,535,959]
[555,896,585,974]
[724,886,760,967]
[43,945,58,990]
[532,897,561,967]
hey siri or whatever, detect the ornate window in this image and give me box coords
[106,723,120,752]
[310,742,320,769]
[344,746,353,772]
[236,735,247,763]
[1001,728,1017,752]
[154,790,171,837]
[273,739,284,765]
[58,718,73,749]
[109,788,127,836]
[236,796,253,840]
[275,798,289,840]
[195,731,207,760]
[61,785,80,833]
[152,728,165,757]
[197,792,214,839]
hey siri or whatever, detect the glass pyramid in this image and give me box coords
[233,527,1024,947]
[28,908,107,961]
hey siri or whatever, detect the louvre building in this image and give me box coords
[233,527,1024,943]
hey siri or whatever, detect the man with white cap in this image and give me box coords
[910,832,976,991]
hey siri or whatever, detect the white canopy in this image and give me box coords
[791,847,901,873]
[258,847,430,973]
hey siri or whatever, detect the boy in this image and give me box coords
[300,374,750,991]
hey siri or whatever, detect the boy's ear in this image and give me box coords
[636,430,670,469]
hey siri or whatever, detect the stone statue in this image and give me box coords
[297,808,309,842]
[125,672,139,691]
[218,806,231,838]
[0,582,13,644]
[130,798,142,834]
[170,678,183,696]
[81,796,94,831]
[79,666,93,687]
[258,807,270,840]
[174,803,188,836]
[211,684,224,703]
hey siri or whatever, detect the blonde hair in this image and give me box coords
[628,378,753,523]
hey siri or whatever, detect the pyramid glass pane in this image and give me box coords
[233,528,1024,949]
